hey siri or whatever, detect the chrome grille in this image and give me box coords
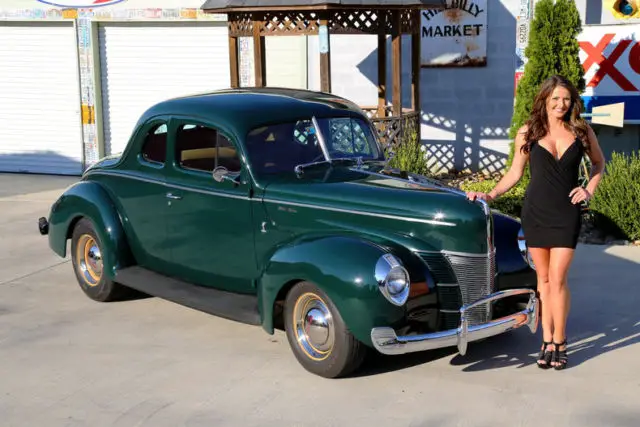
[444,251,496,325]
[419,252,463,329]
[419,252,456,283]
[418,250,496,327]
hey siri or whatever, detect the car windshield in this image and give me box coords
[244,116,384,175]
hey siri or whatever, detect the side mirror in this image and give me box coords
[212,166,240,186]
[212,166,228,182]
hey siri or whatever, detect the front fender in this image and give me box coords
[492,211,536,291]
[47,180,133,280]
[258,235,409,347]
[493,211,527,273]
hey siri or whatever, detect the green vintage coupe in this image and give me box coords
[39,88,538,378]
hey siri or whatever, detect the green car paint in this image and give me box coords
[258,235,409,345]
[46,180,134,279]
[43,88,535,352]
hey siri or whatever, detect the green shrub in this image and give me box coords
[589,151,640,241]
[459,178,526,218]
[506,0,585,187]
[387,130,429,176]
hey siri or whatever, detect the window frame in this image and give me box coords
[167,118,244,180]
[136,119,169,169]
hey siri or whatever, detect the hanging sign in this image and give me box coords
[421,0,487,67]
[319,25,329,54]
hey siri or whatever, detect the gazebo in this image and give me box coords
[200,0,444,148]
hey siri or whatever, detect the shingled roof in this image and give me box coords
[200,0,444,10]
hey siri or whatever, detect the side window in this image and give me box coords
[141,123,167,164]
[175,124,241,173]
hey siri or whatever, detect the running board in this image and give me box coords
[115,266,261,326]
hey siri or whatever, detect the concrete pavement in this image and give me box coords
[1,173,639,427]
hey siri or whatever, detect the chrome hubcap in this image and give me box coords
[293,293,334,361]
[76,235,103,287]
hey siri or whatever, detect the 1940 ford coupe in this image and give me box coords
[39,88,539,378]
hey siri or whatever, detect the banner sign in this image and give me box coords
[579,24,640,123]
[421,0,487,67]
[514,0,535,95]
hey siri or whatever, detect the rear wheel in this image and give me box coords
[70,218,130,302]
[284,281,367,378]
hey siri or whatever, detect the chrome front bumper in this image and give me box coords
[371,289,538,356]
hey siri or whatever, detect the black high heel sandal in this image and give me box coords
[553,340,568,370]
[537,341,553,369]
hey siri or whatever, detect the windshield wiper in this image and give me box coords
[294,157,361,175]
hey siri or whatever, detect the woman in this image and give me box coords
[466,75,605,370]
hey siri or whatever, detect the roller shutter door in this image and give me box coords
[0,21,83,175]
[98,22,231,156]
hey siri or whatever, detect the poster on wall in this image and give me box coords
[421,0,487,67]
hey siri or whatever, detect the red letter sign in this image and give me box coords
[580,33,640,92]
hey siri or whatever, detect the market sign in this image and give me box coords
[36,0,125,7]
[579,24,640,123]
[421,0,487,67]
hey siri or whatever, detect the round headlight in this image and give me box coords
[386,267,409,295]
[375,254,410,306]
[518,227,536,270]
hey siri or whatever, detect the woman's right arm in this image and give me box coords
[466,126,529,202]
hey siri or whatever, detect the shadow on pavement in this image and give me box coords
[449,244,640,372]
[353,244,639,376]
[0,172,79,199]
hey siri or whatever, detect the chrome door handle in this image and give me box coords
[166,192,182,200]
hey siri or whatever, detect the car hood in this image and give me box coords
[260,166,492,254]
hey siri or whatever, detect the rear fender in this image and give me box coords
[257,235,417,347]
[47,180,133,280]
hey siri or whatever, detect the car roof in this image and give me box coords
[138,87,368,137]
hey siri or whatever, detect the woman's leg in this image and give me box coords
[528,247,553,367]
[547,247,575,368]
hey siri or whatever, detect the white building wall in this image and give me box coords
[419,0,521,174]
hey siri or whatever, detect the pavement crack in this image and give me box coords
[0,259,70,287]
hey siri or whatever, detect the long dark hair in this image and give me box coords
[521,75,589,154]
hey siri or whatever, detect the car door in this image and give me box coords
[108,118,172,272]
[163,119,258,294]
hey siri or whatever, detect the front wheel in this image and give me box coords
[284,281,367,378]
[70,218,131,302]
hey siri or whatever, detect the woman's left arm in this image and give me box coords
[584,125,606,198]
[570,125,606,204]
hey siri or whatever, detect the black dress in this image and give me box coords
[521,138,584,249]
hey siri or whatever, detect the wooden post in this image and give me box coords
[391,11,402,116]
[253,21,266,87]
[377,15,387,118]
[229,35,239,88]
[411,10,421,112]
[319,14,331,93]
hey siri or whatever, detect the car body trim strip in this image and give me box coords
[86,171,457,227]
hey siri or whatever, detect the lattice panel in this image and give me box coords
[226,9,416,36]
[372,111,419,149]
[261,12,320,35]
[401,10,417,34]
[331,10,383,35]
[425,143,456,175]
[228,12,253,36]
